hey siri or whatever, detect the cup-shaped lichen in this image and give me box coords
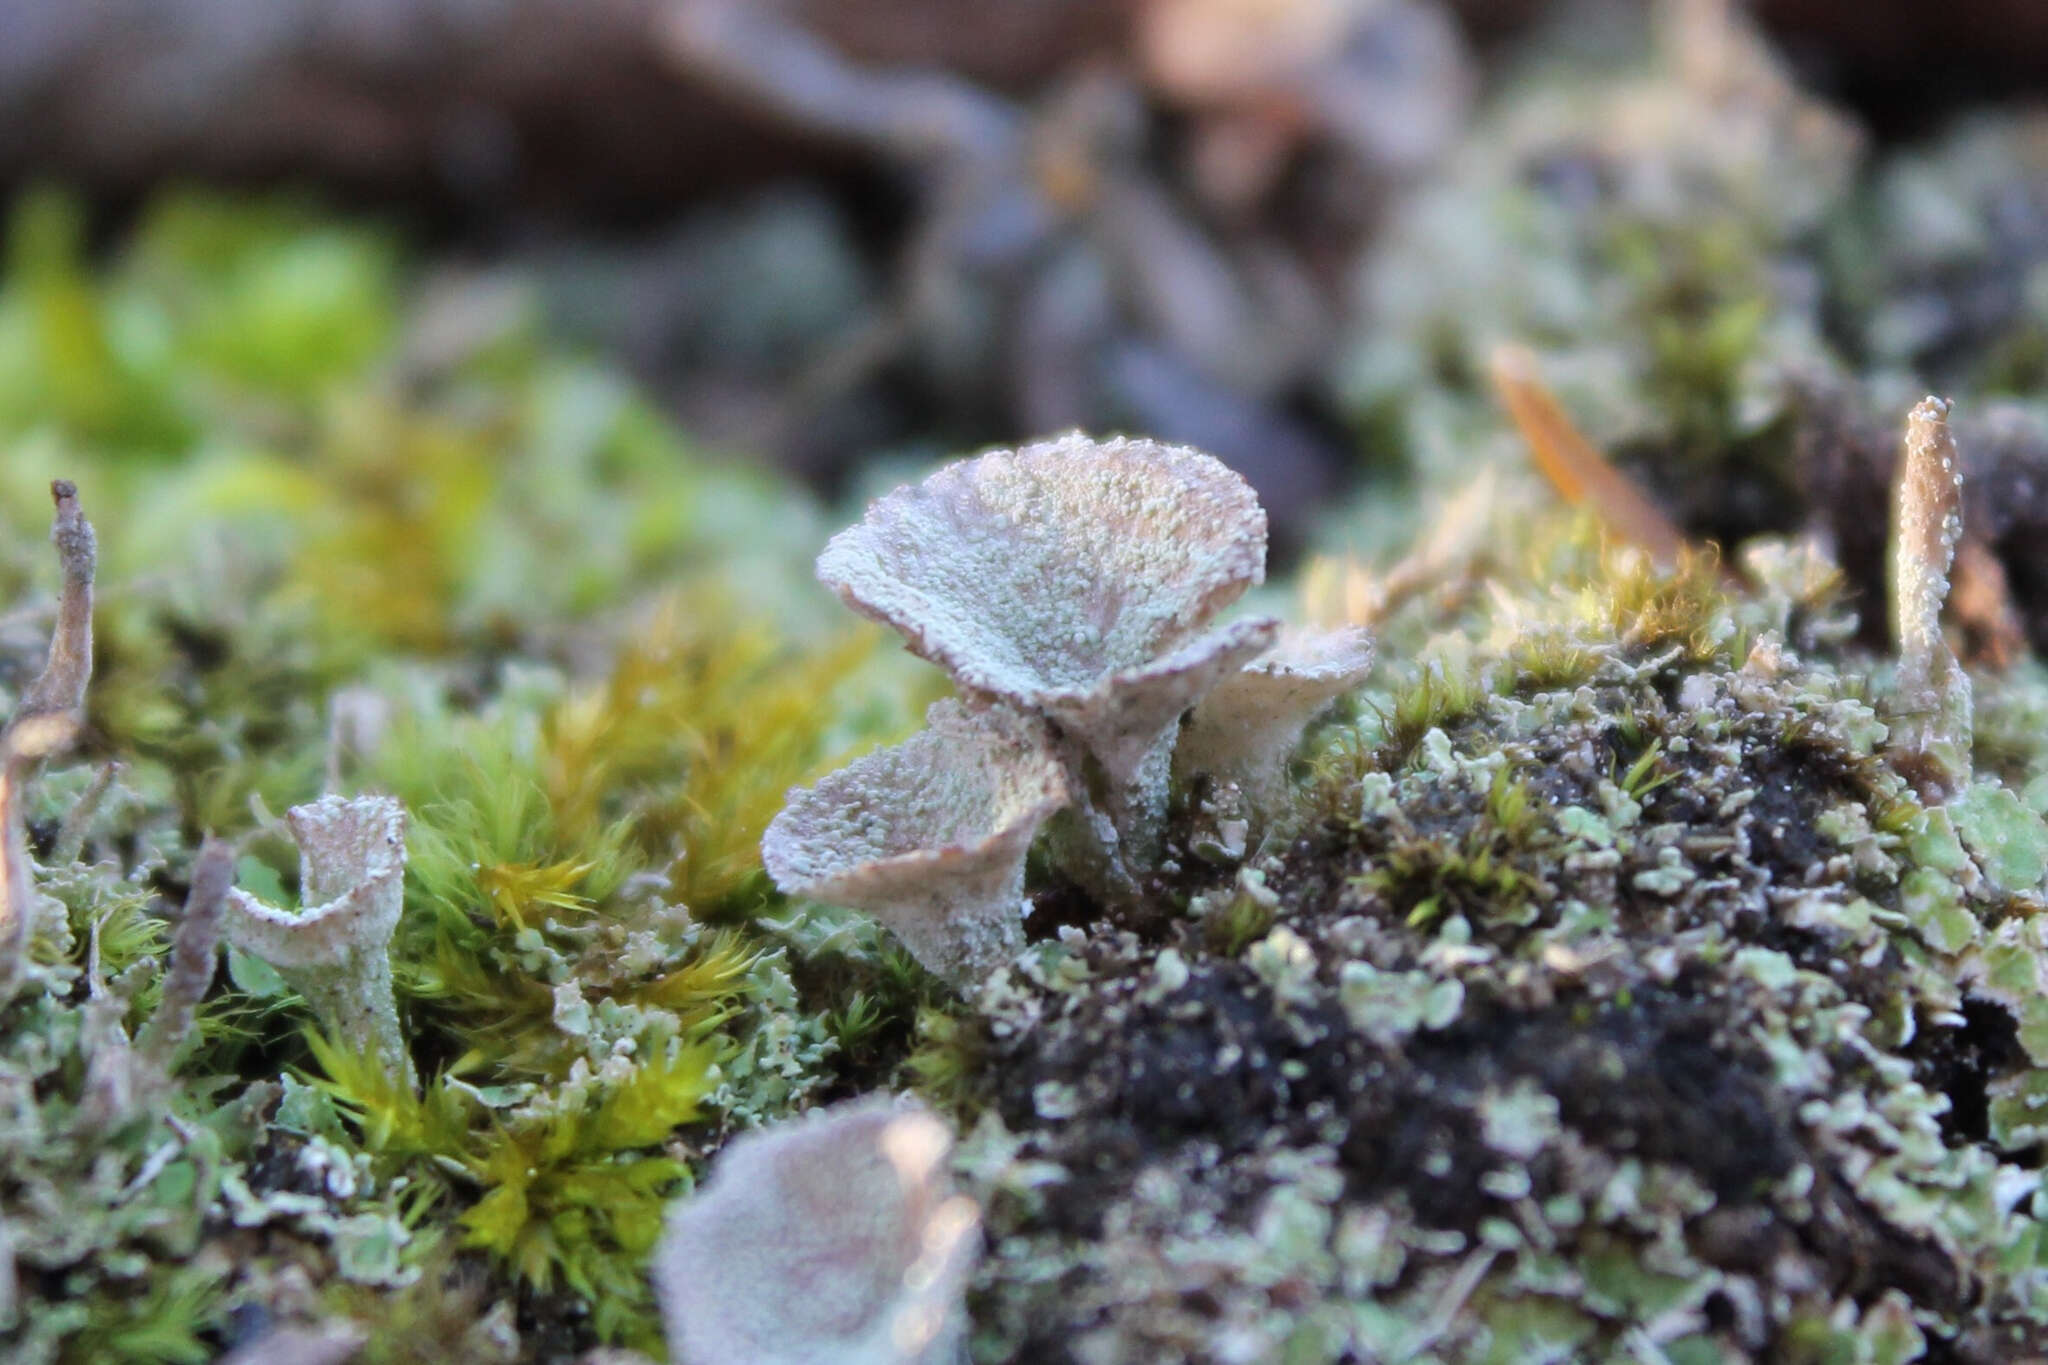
[763,700,1069,984]
[1175,624,1377,812]
[652,1097,981,1365]
[222,794,414,1088]
[816,433,1276,869]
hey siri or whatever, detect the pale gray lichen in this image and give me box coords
[816,433,1275,871]
[1176,625,1378,814]
[132,837,234,1075]
[222,794,414,1088]
[763,700,1070,985]
[1890,395,1973,802]
[777,437,1384,981]
[652,1097,981,1365]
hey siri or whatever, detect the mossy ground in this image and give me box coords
[0,188,920,1361]
[932,535,2048,1363]
[11,18,2048,1361]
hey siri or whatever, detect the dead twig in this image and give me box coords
[0,480,97,998]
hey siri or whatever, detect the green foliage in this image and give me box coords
[1507,630,1601,693]
[128,193,399,400]
[59,1263,228,1365]
[306,1026,723,1347]
[1585,541,1734,664]
[458,1041,718,1323]
[1355,765,1548,930]
[534,598,878,915]
[905,1007,989,1118]
[1204,885,1280,957]
[1613,737,1676,800]
[1608,216,1777,459]
[0,190,191,452]
[0,860,254,1365]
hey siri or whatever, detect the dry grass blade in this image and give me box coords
[1490,345,1689,569]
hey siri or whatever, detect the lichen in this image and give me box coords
[651,1097,981,1365]
[816,432,1276,875]
[222,795,414,1089]
[764,700,1071,985]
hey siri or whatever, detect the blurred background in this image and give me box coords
[7,0,2048,606]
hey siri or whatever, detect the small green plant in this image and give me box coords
[1203,885,1281,957]
[904,1007,990,1117]
[1590,541,1732,663]
[306,1027,725,1348]
[1355,766,1548,930]
[1374,660,1495,767]
[1614,737,1678,800]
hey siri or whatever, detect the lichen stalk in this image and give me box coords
[0,480,97,997]
[1048,614,1280,887]
[135,838,235,1072]
[1889,396,1972,801]
[0,765,29,1001]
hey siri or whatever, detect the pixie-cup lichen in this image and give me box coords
[816,432,1279,877]
[762,699,1070,985]
[651,1096,981,1365]
[771,433,1377,983]
[222,794,415,1088]
[1175,624,1377,815]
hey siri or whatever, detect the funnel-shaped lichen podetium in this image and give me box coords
[223,795,416,1088]
[653,1097,981,1365]
[816,432,1276,883]
[1176,625,1377,818]
[763,700,1069,987]
[1889,396,1972,802]
[0,480,97,997]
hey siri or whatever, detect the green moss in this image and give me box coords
[1374,658,1498,768]
[0,189,908,1361]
